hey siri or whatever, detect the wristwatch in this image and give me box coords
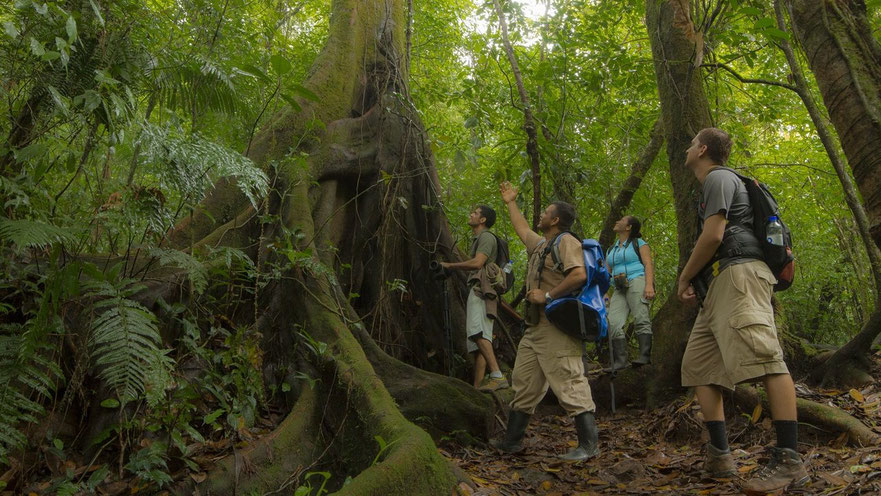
[545,291,553,302]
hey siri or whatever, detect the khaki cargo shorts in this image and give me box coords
[681,260,789,390]
[465,290,493,353]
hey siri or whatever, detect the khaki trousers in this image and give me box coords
[510,320,596,416]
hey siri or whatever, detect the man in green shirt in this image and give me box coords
[442,205,509,391]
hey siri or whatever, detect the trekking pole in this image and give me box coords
[606,324,616,414]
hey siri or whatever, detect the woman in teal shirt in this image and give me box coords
[606,215,655,370]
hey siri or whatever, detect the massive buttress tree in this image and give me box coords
[27,0,496,493]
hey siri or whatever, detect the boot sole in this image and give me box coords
[740,474,810,495]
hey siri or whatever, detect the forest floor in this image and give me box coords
[442,372,881,496]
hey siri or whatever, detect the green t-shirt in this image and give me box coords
[469,231,498,281]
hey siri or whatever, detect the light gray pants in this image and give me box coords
[608,275,652,340]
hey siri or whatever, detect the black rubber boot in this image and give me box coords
[491,410,530,453]
[611,338,629,370]
[559,411,600,461]
[632,334,652,367]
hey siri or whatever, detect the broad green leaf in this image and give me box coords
[65,16,77,42]
[2,21,19,39]
[269,54,291,75]
[753,18,775,30]
[100,398,120,408]
[239,63,271,82]
[29,37,45,56]
[290,83,319,102]
[280,93,303,112]
[13,142,47,162]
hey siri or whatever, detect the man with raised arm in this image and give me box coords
[491,182,599,461]
[678,128,807,493]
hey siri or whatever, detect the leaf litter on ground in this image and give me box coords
[442,375,881,495]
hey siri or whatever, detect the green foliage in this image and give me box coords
[0,329,62,457]
[0,218,76,248]
[84,273,173,404]
[137,123,268,208]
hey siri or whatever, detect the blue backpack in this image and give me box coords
[540,234,611,341]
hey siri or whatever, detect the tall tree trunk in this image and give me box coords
[788,0,881,387]
[133,0,498,492]
[492,0,542,228]
[598,116,665,248]
[642,0,713,404]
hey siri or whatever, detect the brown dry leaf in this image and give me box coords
[820,472,849,487]
[751,403,762,423]
[190,472,207,483]
[540,480,553,490]
[851,389,866,403]
[471,476,489,485]
[738,464,757,474]
[587,478,607,485]
[540,462,561,472]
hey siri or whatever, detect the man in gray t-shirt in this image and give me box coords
[677,128,807,493]
[697,167,762,273]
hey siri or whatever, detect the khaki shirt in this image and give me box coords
[523,231,584,325]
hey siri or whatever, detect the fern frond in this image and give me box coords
[0,218,75,248]
[137,123,268,208]
[148,247,208,294]
[0,329,62,458]
[85,280,172,404]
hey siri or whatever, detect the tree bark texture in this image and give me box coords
[789,0,881,248]
[598,116,665,249]
[776,0,881,387]
[643,0,712,404]
[493,0,543,228]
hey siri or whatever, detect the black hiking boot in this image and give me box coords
[605,338,629,372]
[631,334,652,367]
[559,411,600,461]
[491,410,530,453]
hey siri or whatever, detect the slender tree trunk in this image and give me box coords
[788,0,881,387]
[642,0,712,404]
[598,116,665,248]
[775,0,881,291]
[492,0,542,228]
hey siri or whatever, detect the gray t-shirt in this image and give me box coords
[699,168,761,270]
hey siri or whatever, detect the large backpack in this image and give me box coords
[472,231,515,294]
[713,168,795,291]
[537,233,611,341]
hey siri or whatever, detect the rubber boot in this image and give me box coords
[632,334,652,367]
[559,411,600,461]
[491,410,530,453]
[611,338,629,370]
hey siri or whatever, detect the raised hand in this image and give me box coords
[500,181,518,204]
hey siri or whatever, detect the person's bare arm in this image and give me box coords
[641,244,655,300]
[500,181,535,243]
[441,253,488,271]
[677,213,726,303]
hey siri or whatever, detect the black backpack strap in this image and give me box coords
[632,238,644,266]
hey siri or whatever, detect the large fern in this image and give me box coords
[149,247,208,294]
[136,122,268,208]
[85,279,172,404]
[0,328,62,458]
[0,218,76,248]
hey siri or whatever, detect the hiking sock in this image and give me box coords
[773,420,798,451]
[489,370,503,379]
[705,421,729,451]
